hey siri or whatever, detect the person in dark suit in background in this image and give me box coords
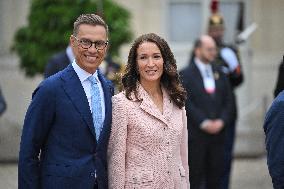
[19,14,113,189]
[264,90,284,189]
[180,35,233,189]
[207,2,244,188]
[274,56,284,98]
[44,45,74,78]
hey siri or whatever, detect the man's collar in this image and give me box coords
[72,60,99,83]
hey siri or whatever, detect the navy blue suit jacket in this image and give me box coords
[264,90,284,189]
[19,64,114,189]
[180,61,233,141]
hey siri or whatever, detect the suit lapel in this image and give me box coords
[138,84,172,127]
[192,61,216,98]
[212,65,221,99]
[97,70,113,143]
[60,65,97,139]
[191,62,207,94]
[161,87,173,126]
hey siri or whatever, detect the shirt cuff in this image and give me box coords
[200,119,210,129]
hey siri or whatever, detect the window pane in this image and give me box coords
[169,2,201,42]
[220,2,240,43]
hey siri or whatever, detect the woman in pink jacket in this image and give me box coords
[108,33,189,189]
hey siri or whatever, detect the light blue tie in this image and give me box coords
[88,76,103,141]
[205,66,211,78]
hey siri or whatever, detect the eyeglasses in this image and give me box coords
[73,36,108,50]
[204,47,217,53]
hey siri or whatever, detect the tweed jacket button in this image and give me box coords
[133,177,138,184]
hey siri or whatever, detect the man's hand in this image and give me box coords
[201,119,224,134]
[212,119,224,133]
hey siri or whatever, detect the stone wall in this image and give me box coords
[0,55,42,161]
[0,0,30,55]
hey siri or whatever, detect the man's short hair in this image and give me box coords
[73,14,109,37]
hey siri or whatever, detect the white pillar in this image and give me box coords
[0,0,29,55]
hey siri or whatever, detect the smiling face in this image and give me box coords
[136,42,164,86]
[70,24,108,74]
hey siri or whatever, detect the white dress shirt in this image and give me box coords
[195,57,216,94]
[72,60,105,123]
[194,58,216,129]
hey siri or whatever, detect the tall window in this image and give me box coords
[220,2,244,44]
[169,2,201,42]
[168,0,244,44]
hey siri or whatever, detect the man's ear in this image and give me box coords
[194,48,200,57]
[70,35,75,47]
[105,40,110,52]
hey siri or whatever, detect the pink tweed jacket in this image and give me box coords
[108,84,189,189]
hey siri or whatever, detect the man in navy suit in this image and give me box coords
[264,90,284,189]
[19,14,113,189]
[180,35,233,189]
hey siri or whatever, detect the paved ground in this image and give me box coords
[0,156,272,189]
[230,156,272,189]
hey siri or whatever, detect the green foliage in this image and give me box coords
[12,0,132,77]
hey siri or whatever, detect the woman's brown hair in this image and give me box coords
[121,33,187,109]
